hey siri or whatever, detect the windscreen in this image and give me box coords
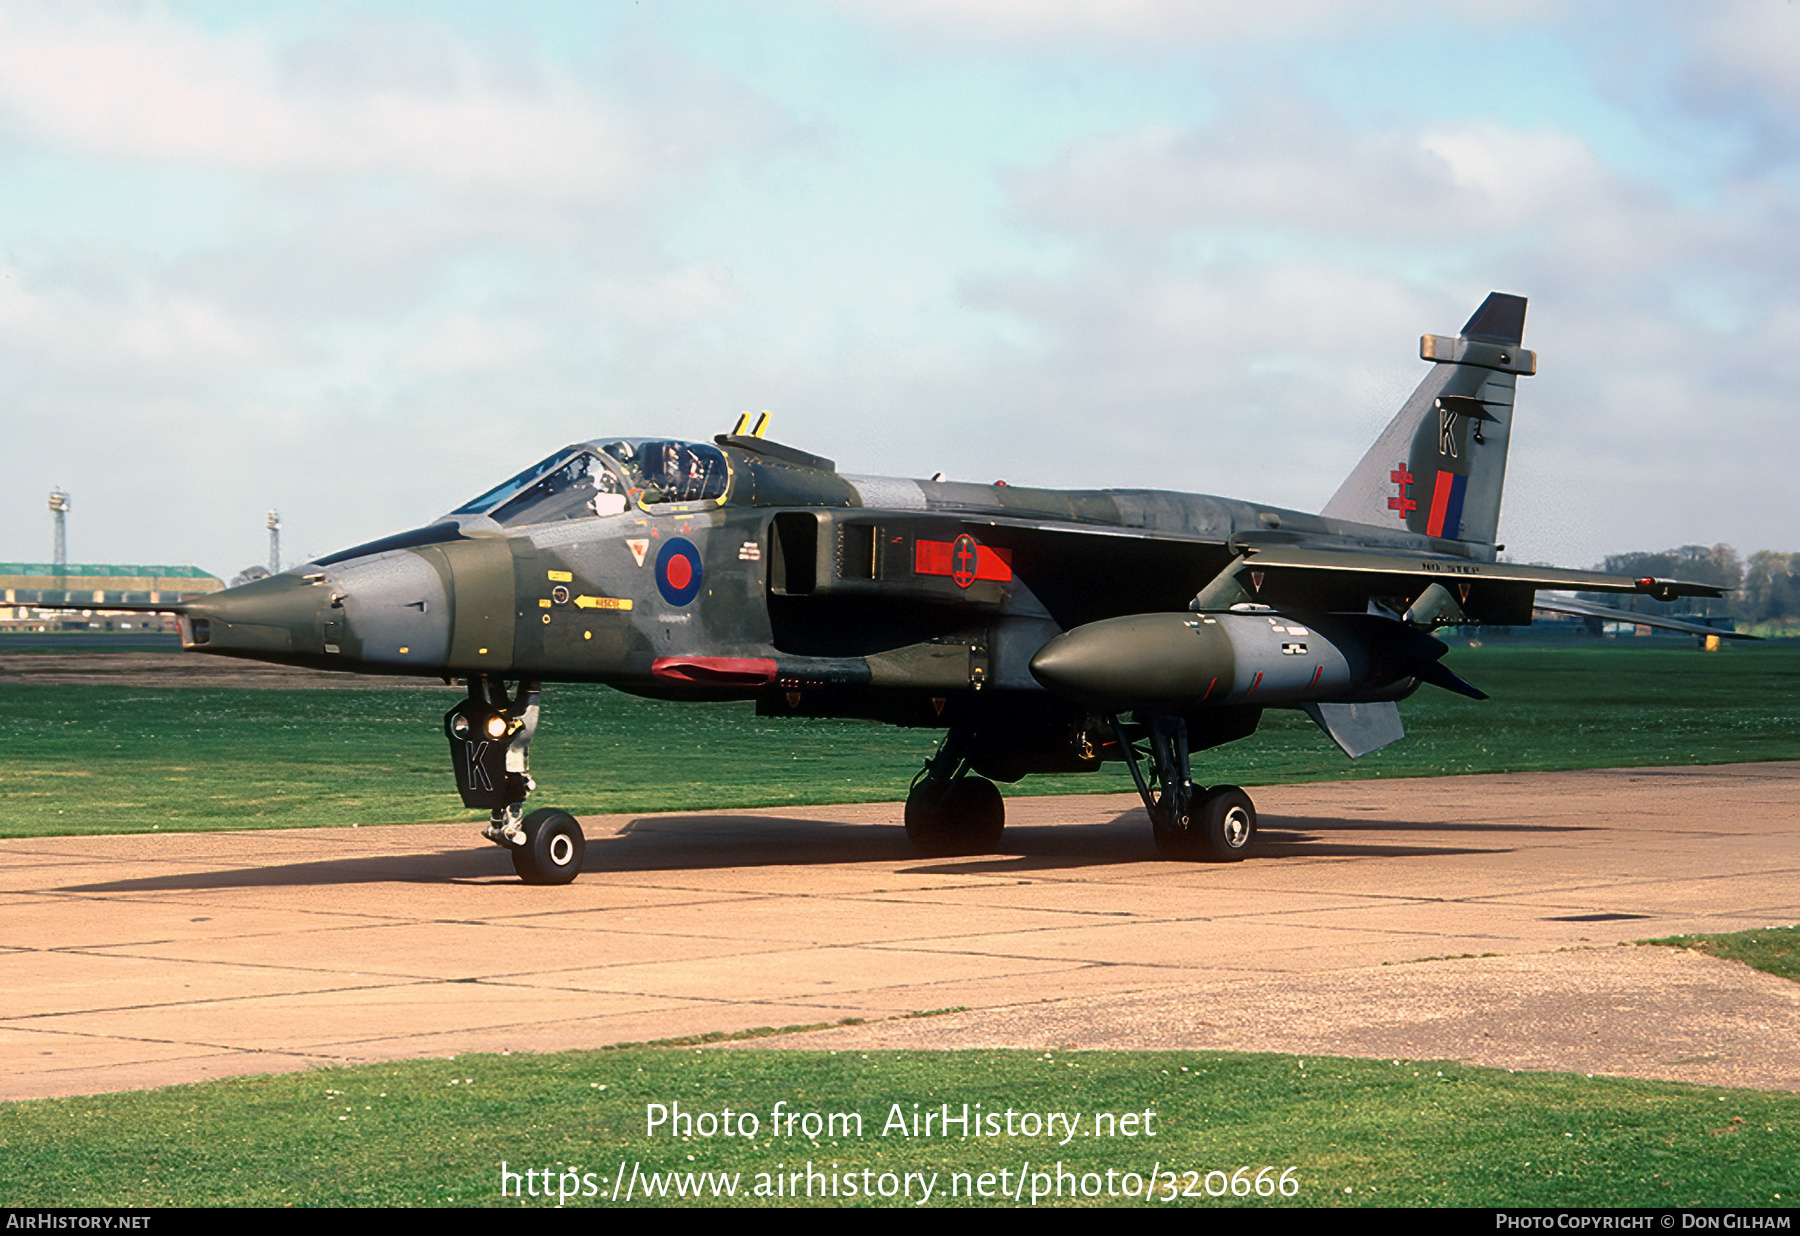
[451,448,582,516]
[452,448,629,527]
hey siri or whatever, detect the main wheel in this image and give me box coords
[904,776,1005,856]
[1152,785,1256,862]
[1195,785,1255,862]
[511,808,586,885]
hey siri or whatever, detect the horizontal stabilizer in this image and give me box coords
[1300,700,1405,758]
[1533,596,1759,640]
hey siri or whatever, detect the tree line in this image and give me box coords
[1584,544,1800,626]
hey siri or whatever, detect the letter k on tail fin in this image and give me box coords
[1322,292,1536,546]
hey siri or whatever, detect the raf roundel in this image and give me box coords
[655,537,704,606]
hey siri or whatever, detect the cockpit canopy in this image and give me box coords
[450,440,730,528]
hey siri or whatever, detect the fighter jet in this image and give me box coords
[153,293,1741,883]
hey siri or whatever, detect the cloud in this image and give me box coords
[945,87,1800,564]
[2,4,1795,574]
[0,6,783,206]
[0,5,806,570]
[1667,1,1800,143]
[1005,99,1687,257]
[839,0,1561,47]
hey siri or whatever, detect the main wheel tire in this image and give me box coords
[1196,785,1256,862]
[511,808,585,885]
[904,776,1005,856]
[947,777,1006,853]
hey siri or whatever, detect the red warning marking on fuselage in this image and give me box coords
[1246,671,1263,697]
[1309,665,1323,689]
[914,537,1013,586]
[651,657,777,687]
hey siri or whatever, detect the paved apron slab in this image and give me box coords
[3,763,1797,1099]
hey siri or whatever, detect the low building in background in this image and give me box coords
[0,563,223,633]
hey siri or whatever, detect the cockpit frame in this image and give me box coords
[449,439,734,529]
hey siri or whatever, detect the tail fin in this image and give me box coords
[1321,292,1534,545]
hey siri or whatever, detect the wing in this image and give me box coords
[1193,542,1728,626]
[768,507,1737,651]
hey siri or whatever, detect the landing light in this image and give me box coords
[484,714,509,740]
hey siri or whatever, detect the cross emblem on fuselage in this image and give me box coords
[950,534,979,588]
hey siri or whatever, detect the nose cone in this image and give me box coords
[183,572,329,661]
[182,550,451,673]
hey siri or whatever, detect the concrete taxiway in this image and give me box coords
[2,762,1797,1100]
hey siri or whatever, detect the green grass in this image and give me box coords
[4,644,1799,837]
[0,1048,1792,1208]
[1644,926,1800,983]
[6,648,1797,1209]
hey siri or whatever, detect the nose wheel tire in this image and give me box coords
[512,808,586,885]
[1153,785,1256,862]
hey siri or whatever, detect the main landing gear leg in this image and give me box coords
[1108,714,1256,862]
[445,676,585,885]
[904,726,1005,857]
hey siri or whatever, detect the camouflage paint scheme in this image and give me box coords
[165,295,1736,879]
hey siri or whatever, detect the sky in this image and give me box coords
[3,0,1797,577]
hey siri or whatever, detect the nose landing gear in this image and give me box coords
[446,676,585,884]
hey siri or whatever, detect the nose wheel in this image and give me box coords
[512,808,586,885]
[446,676,586,884]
